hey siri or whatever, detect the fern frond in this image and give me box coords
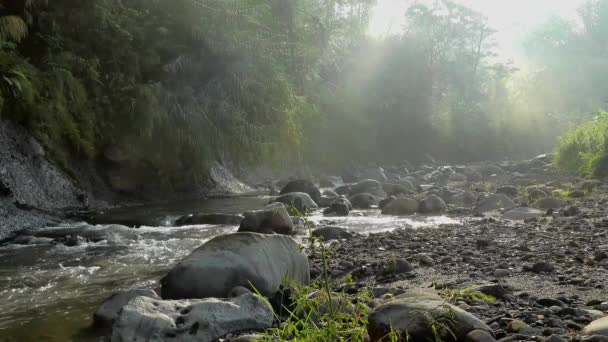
[0,15,27,42]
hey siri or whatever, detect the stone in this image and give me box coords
[280,180,321,203]
[383,258,414,274]
[161,233,309,299]
[447,191,477,208]
[238,203,295,235]
[273,192,319,213]
[561,205,581,217]
[507,320,529,333]
[474,194,515,213]
[348,179,387,197]
[533,197,567,210]
[348,193,382,209]
[323,197,351,216]
[378,196,396,210]
[312,226,354,241]
[368,289,492,341]
[528,188,548,201]
[94,289,160,328]
[501,207,543,221]
[584,316,608,337]
[528,261,555,274]
[496,186,518,197]
[465,329,497,342]
[381,197,419,215]
[418,194,447,214]
[175,213,244,226]
[111,293,273,342]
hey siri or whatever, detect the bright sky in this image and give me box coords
[369,0,586,61]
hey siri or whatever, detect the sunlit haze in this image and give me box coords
[369,0,586,61]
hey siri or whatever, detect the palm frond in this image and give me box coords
[0,15,27,42]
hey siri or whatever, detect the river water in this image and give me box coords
[0,196,459,341]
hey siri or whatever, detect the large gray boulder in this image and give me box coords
[323,197,351,216]
[280,180,321,203]
[161,233,309,299]
[94,289,160,328]
[348,179,387,197]
[348,193,382,209]
[502,207,544,221]
[381,197,419,216]
[533,196,567,210]
[175,213,244,226]
[238,203,294,235]
[273,192,318,213]
[368,289,492,342]
[111,293,273,342]
[447,191,477,208]
[474,194,515,213]
[419,194,447,214]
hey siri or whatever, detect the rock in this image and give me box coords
[501,207,543,221]
[561,205,580,217]
[359,167,388,182]
[381,197,419,215]
[312,227,354,241]
[383,258,413,274]
[273,192,319,213]
[447,191,477,208]
[496,186,518,197]
[322,189,339,197]
[494,269,511,278]
[570,190,586,198]
[94,289,160,328]
[528,261,555,273]
[230,334,264,342]
[575,180,602,192]
[111,293,273,342]
[323,198,351,216]
[474,194,515,213]
[465,329,497,342]
[528,188,548,201]
[280,180,321,203]
[348,193,382,209]
[507,319,530,333]
[175,213,244,226]
[378,196,396,210]
[537,298,566,307]
[449,173,468,182]
[534,197,567,210]
[161,233,309,299]
[418,194,447,214]
[478,164,504,177]
[383,183,411,196]
[348,179,387,197]
[417,254,434,266]
[584,316,608,337]
[238,203,295,235]
[368,289,492,341]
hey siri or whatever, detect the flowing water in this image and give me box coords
[0,196,460,341]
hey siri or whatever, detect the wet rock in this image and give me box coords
[323,198,351,216]
[94,288,160,328]
[570,190,586,198]
[359,167,388,183]
[378,196,396,210]
[561,205,581,217]
[534,197,567,210]
[383,183,411,196]
[175,213,244,226]
[383,258,413,274]
[474,194,515,213]
[507,319,530,333]
[419,194,447,214]
[322,189,339,198]
[417,254,434,267]
[348,179,387,197]
[280,180,321,203]
[348,193,382,209]
[527,261,555,273]
[273,192,319,213]
[238,203,295,235]
[448,191,477,208]
[381,197,418,215]
[368,289,492,341]
[111,293,273,342]
[161,233,309,299]
[501,207,543,220]
[537,298,566,307]
[494,269,511,278]
[312,227,354,241]
[528,188,548,201]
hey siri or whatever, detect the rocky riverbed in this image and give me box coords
[3,154,608,341]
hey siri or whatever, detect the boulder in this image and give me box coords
[280,180,321,203]
[161,233,309,299]
[381,197,419,216]
[323,198,351,216]
[94,289,160,328]
[348,193,382,209]
[382,183,411,196]
[528,188,548,201]
[447,191,477,208]
[312,226,354,241]
[533,197,567,210]
[378,196,396,210]
[465,329,496,342]
[359,167,388,182]
[348,179,387,197]
[502,207,544,221]
[175,213,244,226]
[368,289,492,342]
[496,186,518,197]
[273,192,319,213]
[418,194,447,214]
[474,194,515,213]
[111,293,273,342]
[584,316,608,337]
[238,203,294,235]
[322,189,339,198]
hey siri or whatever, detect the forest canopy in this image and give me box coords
[0,0,607,191]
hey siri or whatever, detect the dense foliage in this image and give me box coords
[1,0,607,192]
